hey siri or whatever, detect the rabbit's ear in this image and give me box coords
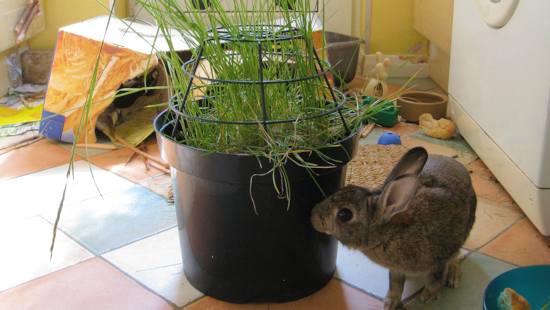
[378,175,420,225]
[382,147,428,188]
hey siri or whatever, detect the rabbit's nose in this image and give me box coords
[311,213,331,234]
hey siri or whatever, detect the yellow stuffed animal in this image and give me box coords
[419,113,456,140]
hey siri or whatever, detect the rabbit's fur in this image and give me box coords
[311,147,476,310]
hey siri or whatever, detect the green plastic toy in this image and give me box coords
[361,96,398,127]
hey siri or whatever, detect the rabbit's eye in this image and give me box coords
[337,208,353,222]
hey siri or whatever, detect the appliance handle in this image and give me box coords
[474,0,520,28]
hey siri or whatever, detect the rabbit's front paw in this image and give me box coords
[445,258,461,288]
[420,286,441,302]
[383,297,402,310]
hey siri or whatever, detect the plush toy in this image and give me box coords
[362,52,391,99]
[419,113,456,140]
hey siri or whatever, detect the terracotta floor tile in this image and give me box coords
[380,121,421,136]
[102,228,203,307]
[0,217,93,291]
[468,159,516,205]
[0,139,82,181]
[139,173,173,200]
[52,129,119,159]
[479,218,550,266]
[0,258,173,310]
[468,159,498,179]
[400,136,477,165]
[464,198,525,250]
[88,139,168,183]
[184,279,384,310]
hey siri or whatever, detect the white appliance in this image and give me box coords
[448,0,550,235]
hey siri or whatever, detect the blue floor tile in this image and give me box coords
[42,185,176,254]
[408,129,476,155]
[404,252,517,310]
[359,127,387,145]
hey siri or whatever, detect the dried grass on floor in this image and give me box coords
[347,144,409,189]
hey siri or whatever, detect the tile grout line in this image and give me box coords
[175,295,207,310]
[37,214,98,258]
[8,214,183,308]
[38,211,178,265]
[97,255,184,309]
[468,250,522,269]
[331,276,385,302]
[476,195,519,209]
[470,217,527,265]
[139,171,171,184]
[0,215,97,294]
[100,224,179,254]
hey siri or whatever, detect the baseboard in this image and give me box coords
[428,43,450,92]
[357,53,430,78]
[448,95,550,236]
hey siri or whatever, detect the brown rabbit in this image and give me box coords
[311,147,476,310]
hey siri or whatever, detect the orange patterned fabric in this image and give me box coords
[44,31,157,143]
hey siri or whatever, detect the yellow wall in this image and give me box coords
[368,0,427,55]
[29,0,421,55]
[29,0,126,50]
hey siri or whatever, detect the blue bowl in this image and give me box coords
[378,132,402,145]
[484,265,550,310]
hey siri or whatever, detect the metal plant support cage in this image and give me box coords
[162,23,352,143]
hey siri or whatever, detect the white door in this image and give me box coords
[130,0,352,36]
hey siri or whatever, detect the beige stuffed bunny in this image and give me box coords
[362,52,391,98]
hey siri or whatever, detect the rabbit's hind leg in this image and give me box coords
[444,255,461,288]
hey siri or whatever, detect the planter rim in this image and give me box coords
[155,109,359,158]
[154,109,360,183]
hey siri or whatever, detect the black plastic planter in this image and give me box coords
[155,110,360,303]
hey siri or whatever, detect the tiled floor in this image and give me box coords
[1,80,549,310]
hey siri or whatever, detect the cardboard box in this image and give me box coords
[39,15,190,144]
